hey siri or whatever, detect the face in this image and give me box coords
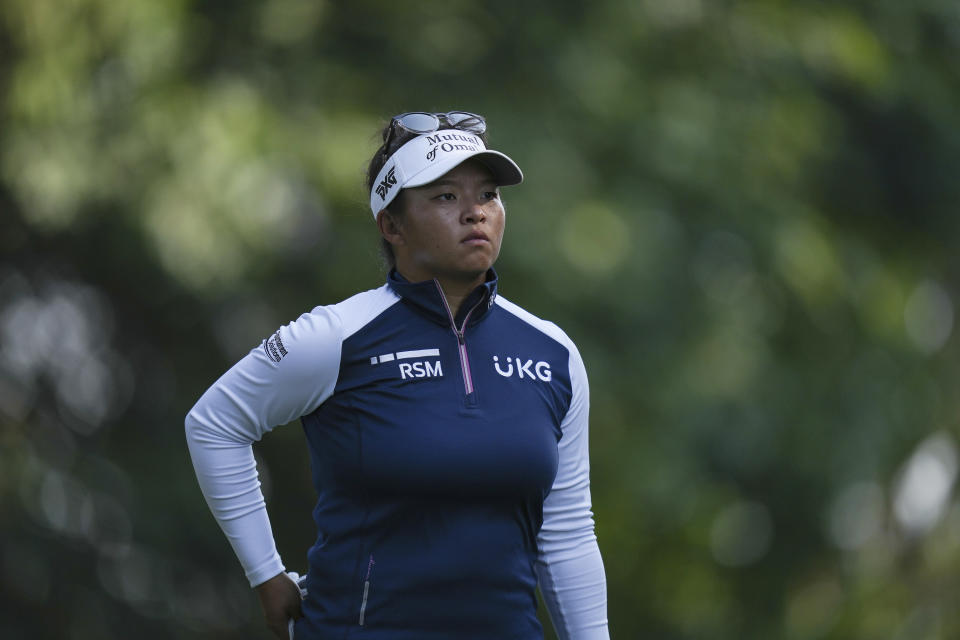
[384,159,505,286]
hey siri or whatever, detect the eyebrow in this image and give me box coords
[426,179,499,188]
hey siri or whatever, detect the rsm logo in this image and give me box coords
[400,360,443,380]
[493,356,552,382]
[369,348,444,381]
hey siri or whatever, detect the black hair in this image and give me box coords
[366,115,490,270]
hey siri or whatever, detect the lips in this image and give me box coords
[461,230,489,244]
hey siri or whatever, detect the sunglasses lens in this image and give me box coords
[396,112,440,134]
[445,111,486,134]
[386,111,486,157]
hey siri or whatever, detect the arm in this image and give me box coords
[184,308,342,583]
[536,341,609,640]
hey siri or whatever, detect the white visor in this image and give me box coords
[370,131,523,218]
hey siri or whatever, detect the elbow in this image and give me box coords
[184,400,209,446]
[184,409,201,451]
[183,398,254,448]
[539,522,598,558]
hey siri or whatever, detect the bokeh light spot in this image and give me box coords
[893,431,958,535]
[710,500,773,567]
[558,201,629,275]
[903,279,953,354]
[827,481,884,550]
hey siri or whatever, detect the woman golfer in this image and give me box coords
[186,111,609,639]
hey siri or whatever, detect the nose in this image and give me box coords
[462,202,486,224]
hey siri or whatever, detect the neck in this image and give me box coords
[434,276,483,320]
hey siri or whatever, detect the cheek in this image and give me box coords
[490,204,506,240]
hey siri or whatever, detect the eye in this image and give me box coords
[434,193,456,201]
[482,190,499,201]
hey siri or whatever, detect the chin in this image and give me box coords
[449,263,492,282]
[465,258,495,275]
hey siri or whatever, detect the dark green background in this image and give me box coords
[2,1,959,638]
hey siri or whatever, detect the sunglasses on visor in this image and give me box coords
[381,111,487,158]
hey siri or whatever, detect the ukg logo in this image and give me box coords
[492,356,552,382]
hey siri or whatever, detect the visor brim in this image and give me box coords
[403,150,523,190]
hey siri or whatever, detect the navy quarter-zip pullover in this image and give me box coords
[186,270,609,639]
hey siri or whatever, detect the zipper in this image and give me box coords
[358,554,375,626]
[434,279,481,398]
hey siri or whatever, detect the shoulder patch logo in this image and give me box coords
[263,331,288,363]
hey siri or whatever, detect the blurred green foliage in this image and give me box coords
[2,0,960,638]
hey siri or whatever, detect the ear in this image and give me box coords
[377,209,405,248]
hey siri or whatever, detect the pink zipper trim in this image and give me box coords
[359,554,375,626]
[434,280,480,397]
[458,340,474,395]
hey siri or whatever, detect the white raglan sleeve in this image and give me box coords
[184,306,343,587]
[536,339,609,640]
